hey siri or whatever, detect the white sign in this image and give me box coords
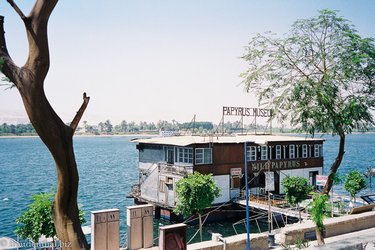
[231,168,242,176]
[265,171,275,191]
[316,175,328,186]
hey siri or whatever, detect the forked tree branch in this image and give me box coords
[70,93,90,133]
[7,0,27,21]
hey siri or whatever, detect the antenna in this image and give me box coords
[192,114,196,135]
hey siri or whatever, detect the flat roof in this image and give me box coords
[132,134,324,147]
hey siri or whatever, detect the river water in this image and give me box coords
[0,133,374,245]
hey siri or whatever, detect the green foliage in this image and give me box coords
[282,176,312,205]
[15,192,55,243]
[0,57,5,73]
[179,121,214,131]
[295,239,310,249]
[15,191,86,243]
[174,172,220,217]
[281,243,292,250]
[241,9,375,135]
[333,173,343,185]
[1,57,14,87]
[344,170,367,199]
[309,193,328,231]
[98,120,113,134]
[0,123,36,135]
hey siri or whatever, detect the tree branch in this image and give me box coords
[0,16,10,56]
[70,93,90,133]
[23,0,58,82]
[6,0,27,21]
[0,15,21,86]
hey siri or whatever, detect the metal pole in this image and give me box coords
[268,191,271,233]
[241,115,244,135]
[370,175,373,194]
[244,142,250,250]
[267,161,273,233]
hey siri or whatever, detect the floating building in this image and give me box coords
[129,133,324,220]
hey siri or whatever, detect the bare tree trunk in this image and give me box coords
[322,134,345,195]
[316,229,325,246]
[1,1,89,249]
[198,213,203,242]
[19,80,89,250]
[298,203,302,223]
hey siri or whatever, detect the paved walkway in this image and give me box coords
[272,227,375,249]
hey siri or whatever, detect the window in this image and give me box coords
[176,147,193,163]
[289,145,295,159]
[165,177,174,191]
[164,147,175,164]
[302,144,308,158]
[314,144,321,157]
[276,145,281,160]
[261,145,268,160]
[246,146,257,161]
[195,148,212,164]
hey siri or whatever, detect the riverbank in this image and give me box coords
[0,133,154,139]
[1,130,375,138]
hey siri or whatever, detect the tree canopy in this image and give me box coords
[282,176,312,222]
[174,172,220,241]
[242,9,375,194]
[242,9,374,134]
[174,172,220,216]
[282,176,312,206]
[344,170,367,202]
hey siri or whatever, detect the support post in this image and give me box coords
[244,142,250,250]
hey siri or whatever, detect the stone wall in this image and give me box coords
[187,233,268,250]
[278,210,375,245]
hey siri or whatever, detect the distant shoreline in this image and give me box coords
[1,131,374,139]
[0,133,155,139]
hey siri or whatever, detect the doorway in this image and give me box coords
[309,171,319,188]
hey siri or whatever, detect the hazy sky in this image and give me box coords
[1,0,374,125]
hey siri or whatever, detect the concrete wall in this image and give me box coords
[140,165,160,203]
[278,210,375,245]
[213,175,230,204]
[187,233,268,250]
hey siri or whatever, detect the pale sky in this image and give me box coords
[1,0,374,125]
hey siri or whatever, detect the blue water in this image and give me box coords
[0,136,138,245]
[0,134,374,245]
[320,133,375,194]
